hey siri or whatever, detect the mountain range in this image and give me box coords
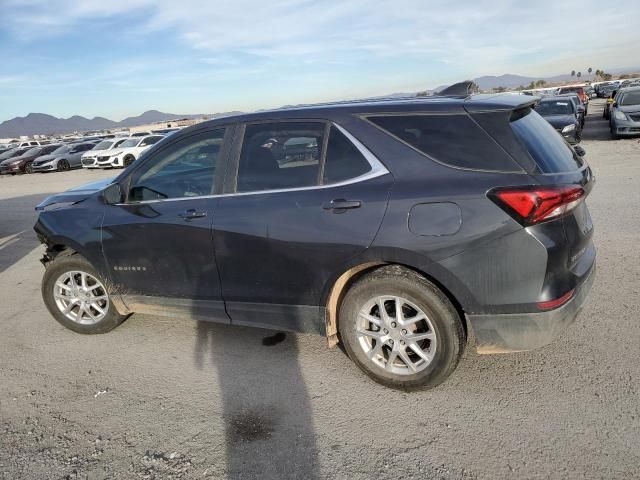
[3,68,638,138]
[0,110,216,138]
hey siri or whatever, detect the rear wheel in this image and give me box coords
[42,253,127,334]
[25,162,34,174]
[338,265,465,390]
[57,159,70,171]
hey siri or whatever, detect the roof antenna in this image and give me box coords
[437,81,478,96]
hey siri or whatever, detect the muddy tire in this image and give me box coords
[338,265,465,390]
[42,253,127,334]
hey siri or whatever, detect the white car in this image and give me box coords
[81,137,129,169]
[95,134,164,168]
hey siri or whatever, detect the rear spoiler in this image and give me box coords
[436,81,478,97]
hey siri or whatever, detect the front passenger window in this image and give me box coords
[129,129,226,201]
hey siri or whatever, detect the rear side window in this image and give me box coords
[510,108,582,173]
[323,126,371,183]
[237,122,325,192]
[367,114,520,171]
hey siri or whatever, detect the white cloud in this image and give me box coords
[3,0,639,76]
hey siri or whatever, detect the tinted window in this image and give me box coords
[40,144,60,155]
[237,122,325,192]
[368,114,519,171]
[121,138,140,148]
[323,126,371,183]
[129,128,226,201]
[536,100,574,116]
[510,108,582,173]
[619,91,640,106]
[141,136,163,146]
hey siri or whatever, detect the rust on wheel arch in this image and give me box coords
[324,262,385,348]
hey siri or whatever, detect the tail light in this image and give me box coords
[537,288,575,311]
[488,185,585,226]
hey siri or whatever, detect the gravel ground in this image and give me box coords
[1,100,639,479]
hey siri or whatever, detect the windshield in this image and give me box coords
[93,140,114,150]
[51,145,69,155]
[536,100,574,116]
[120,138,140,148]
[23,147,41,156]
[619,91,640,106]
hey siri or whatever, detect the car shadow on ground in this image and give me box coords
[0,193,55,273]
[581,103,613,141]
[194,320,320,479]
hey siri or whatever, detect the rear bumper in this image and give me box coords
[468,263,595,354]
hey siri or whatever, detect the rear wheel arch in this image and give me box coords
[324,261,468,347]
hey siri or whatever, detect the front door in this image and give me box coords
[213,121,393,333]
[101,127,233,322]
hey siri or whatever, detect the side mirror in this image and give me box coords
[102,183,123,205]
[574,145,586,157]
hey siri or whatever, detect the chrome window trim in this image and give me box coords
[117,122,389,205]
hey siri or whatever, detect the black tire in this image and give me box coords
[123,155,134,167]
[57,159,70,171]
[610,129,619,140]
[42,253,127,334]
[338,265,465,390]
[25,162,33,174]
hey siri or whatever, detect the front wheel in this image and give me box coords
[25,162,34,174]
[57,159,70,171]
[338,266,465,390]
[42,253,127,334]
[123,155,135,167]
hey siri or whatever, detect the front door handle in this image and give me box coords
[322,199,362,212]
[178,209,207,220]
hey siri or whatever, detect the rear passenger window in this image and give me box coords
[237,122,325,192]
[323,127,371,184]
[367,114,520,171]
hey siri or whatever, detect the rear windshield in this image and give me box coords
[510,108,582,173]
[536,100,574,116]
[367,114,520,171]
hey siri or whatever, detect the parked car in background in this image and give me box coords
[557,86,589,111]
[31,142,97,172]
[95,134,164,168]
[0,144,60,174]
[35,94,595,390]
[10,140,41,149]
[609,86,640,139]
[557,93,586,127]
[81,138,129,169]
[534,97,582,143]
[0,146,30,164]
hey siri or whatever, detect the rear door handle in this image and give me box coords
[322,199,362,212]
[178,209,207,220]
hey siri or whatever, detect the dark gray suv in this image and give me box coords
[35,93,595,390]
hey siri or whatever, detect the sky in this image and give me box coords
[1,0,639,121]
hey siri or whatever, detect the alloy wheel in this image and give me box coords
[53,270,109,325]
[356,295,437,375]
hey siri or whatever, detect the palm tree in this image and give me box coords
[571,70,576,78]
[588,67,593,80]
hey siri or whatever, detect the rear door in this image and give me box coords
[213,121,393,333]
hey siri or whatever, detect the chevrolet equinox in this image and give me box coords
[35,93,596,390]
